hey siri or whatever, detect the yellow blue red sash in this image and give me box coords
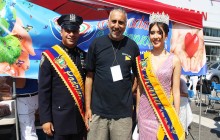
[43,45,85,121]
[136,52,184,140]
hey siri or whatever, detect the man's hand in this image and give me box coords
[85,108,92,131]
[42,122,54,136]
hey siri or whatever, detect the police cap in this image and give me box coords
[57,14,83,31]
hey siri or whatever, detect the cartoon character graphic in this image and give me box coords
[0,0,35,77]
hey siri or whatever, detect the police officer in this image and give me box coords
[38,14,86,140]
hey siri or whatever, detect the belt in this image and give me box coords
[16,92,38,98]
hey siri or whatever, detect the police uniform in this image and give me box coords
[38,14,86,140]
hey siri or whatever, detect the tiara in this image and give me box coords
[149,12,169,25]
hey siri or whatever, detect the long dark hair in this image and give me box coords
[149,22,169,38]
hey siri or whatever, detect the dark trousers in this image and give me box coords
[46,131,85,140]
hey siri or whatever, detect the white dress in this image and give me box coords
[180,78,193,135]
[179,97,193,135]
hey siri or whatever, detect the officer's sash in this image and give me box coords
[43,45,85,121]
[136,52,184,140]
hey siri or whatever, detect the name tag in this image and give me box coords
[110,65,123,82]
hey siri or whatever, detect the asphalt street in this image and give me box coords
[186,97,220,140]
[1,95,220,140]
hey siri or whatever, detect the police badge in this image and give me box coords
[55,55,67,69]
[141,57,148,69]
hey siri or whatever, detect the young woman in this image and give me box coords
[136,12,185,140]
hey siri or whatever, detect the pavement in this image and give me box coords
[185,96,220,140]
[1,94,220,140]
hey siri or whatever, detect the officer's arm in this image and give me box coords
[38,56,52,124]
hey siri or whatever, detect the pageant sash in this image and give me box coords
[43,45,85,121]
[136,52,184,140]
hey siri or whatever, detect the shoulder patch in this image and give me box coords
[40,55,45,67]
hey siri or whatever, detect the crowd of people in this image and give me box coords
[0,7,198,140]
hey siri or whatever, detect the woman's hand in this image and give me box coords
[170,22,206,73]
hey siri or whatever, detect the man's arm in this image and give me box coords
[136,77,141,119]
[38,56,54,136]
[85,71,94,130]
[132,75,138,94]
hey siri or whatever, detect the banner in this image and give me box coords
[0,0,206,79]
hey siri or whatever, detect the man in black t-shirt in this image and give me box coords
[85,7,140,140]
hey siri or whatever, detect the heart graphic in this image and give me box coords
[184,33,199,58]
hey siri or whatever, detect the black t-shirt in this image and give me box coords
[86,35,140,118]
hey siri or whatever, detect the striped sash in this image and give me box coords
[43,45,85,121]
[136,52,184,140]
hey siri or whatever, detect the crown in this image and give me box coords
[149,12,169,25]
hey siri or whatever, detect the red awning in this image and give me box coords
[28,0,203,28]
[28,0,111,20]
[100,0,203,28]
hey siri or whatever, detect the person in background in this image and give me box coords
[0,76,12,101]
[85,7,140,140]
[38,13,86,140]
[179,77,193,136]
[188,75,199,99]
[16,78,38,140]
[136,12,184,140]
